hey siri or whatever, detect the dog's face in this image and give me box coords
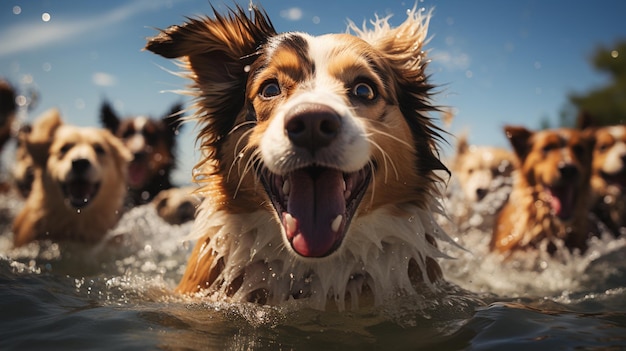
[591,125,626,193]
[505,126,593,221]
[454,138,515,202]
[13,124,34,197]
[146,7,445,259]
[28,109,131,209]
[100,102,182,189]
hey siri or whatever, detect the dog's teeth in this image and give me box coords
[285,213,297,233]
[342,179,346,191]
[344,190,351,199]
[282,179,290,196]
[331,215,343,233]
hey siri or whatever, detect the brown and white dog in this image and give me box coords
[491,126,594,254]
[13,108,131,247]
[145,6,453,309]
[588,124,626,235]
[100,100,184,206]
[0,79,17,155]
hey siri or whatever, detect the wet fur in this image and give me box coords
[452,134,516,203]
[588,125,626,235]
[146,6,451,309]
[491,126,594,254]
[13,109,131,246]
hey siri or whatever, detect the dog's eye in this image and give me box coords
[94,143,106,155]
[542,144,556,154]
[59,143,73,155]
[259,81,281,99]
[352,82,376,101]
[143,130,158,145]
[598,142,611,152]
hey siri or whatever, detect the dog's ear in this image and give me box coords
[100,100,120,134]
[27,108,63,166]
[162,102,184,135]
[504,125,533,161]
[456,132,469,155]
[145,6,276,162]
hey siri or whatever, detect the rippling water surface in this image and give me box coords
[1,183,626,350]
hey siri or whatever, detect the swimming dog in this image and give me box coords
[491,126,594,254]
[13,108,131,246]
[146,6,453,309]
[588,124,626,236]
[100,100,184,206]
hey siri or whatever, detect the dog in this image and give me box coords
[12,108,131,247]
[145,6,453,309]
[100,100,184,206]
[452,134,516,203]
[12,123,35,198]
[0,79,16,155]
[587,124,626,236]
[0,79,17,193]
[152,185,202,225]
[447,134,516,231]
[491,126,594,254]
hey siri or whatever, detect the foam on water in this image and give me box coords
[439,178,626,299]
[1,178,625,343]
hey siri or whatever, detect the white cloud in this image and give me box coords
[431,50,471,71]
[0,0,179,57]
[280,7,303,21]
[92,72,117,87]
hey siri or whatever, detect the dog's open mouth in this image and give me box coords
[545,183,576,221]
[262,165,372,257]
[601,169,626,189]
[128,159,149,188]
[62,181,101,209]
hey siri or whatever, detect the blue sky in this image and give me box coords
[1,0,624,184]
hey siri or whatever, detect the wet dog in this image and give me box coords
[13,108,131,246]
[100,100,184,206]
[588,124,626,236]
[145,6,453,309]
[452,134,516,203]
[491,126,594,254]
[447,134,516,231]
[0,79,16,155]
[152,186,202,225]
[12,124,34,197]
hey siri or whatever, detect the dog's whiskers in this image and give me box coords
[367,137,400,183]
[227,128,255,182]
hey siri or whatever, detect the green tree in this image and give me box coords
[568,40,626,127]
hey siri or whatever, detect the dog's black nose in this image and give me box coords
[559,163,578,179]
[285,103,341,154]
[476,188,488,201]
[71,158,91,173]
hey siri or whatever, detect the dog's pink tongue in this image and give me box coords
[548,185,574,220]
[128,161,147,187]
[284,168,345,257]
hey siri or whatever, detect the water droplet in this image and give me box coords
[42,12,51,22]
[13,6,21,15]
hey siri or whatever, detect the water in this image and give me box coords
[1,181,626,350]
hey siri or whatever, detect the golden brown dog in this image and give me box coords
[491,126,594,254]
[588,124,626,235]
[145,6,453,309]
[152,185,202,225]
[452,134,516,203]
[13,108,131,247]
